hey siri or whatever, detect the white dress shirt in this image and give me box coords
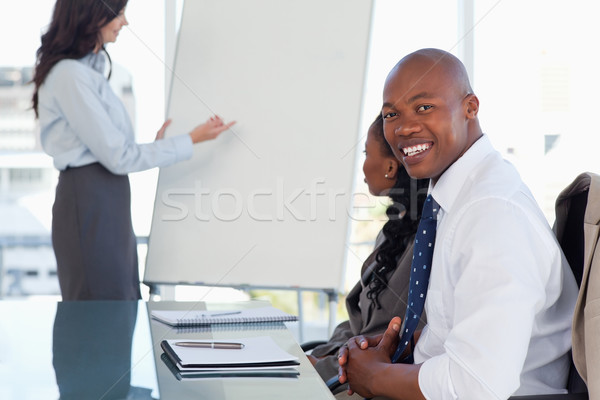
[415,135,579,399]
[38,52,193,174]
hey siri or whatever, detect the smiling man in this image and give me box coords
[337,49,579,400]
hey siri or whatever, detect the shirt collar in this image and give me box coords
[430,134,495,216]
[79,51,106,74]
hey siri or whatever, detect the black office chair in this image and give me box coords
[301,340,328,353]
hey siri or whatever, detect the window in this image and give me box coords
[473,0,600,222]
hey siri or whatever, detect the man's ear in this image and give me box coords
[385,159,399,179]
[465,94,479,119]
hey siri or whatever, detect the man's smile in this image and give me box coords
[401,142,433,157]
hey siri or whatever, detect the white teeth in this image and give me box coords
[402,143,431,157]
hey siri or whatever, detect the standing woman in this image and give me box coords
[32,0,235,300]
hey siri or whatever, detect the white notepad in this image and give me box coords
[161,336,300,372]
[151,306,298,326]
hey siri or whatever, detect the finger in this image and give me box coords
[213,119,233,130]
[338,365,347,384]
[210,115,224,125]
[350,334,384,350]
[156,123,167,140]
[350,335,368,350]
[158,119,172,133]
[366,333,386,348]
[387,316,402,333]
[378,316,402,351]
[338,346,348,365]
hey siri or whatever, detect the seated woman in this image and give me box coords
[307,114,429,382]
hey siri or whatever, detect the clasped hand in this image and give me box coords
[337,316,402,397]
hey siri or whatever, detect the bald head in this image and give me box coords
[390,48,473,100]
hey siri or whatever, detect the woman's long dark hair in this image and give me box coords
[365,115,429,308]
[31,0,128,117]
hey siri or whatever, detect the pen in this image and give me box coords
[174,341,245,349]
[201,311,242,317]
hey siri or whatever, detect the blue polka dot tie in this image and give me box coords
[391,194,439,364]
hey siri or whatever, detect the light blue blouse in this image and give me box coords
[38,52,193,174]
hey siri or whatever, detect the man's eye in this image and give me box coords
[417,105,433,112]
[383,112,397,119]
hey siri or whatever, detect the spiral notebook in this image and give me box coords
[173,322,288,334]
[151,306,298,327]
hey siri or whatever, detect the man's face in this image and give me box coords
[382,60,473,183]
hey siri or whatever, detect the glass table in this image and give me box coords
[0,300,335,400]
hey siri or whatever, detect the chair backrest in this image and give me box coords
[557,190,586,287]
[553,172,600,395]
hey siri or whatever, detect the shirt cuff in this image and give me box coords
[419,355,457,400]
[170,133,194,162]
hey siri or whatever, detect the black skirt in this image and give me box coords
[52,163,141,300]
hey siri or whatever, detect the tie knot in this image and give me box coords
[422,195,440,220]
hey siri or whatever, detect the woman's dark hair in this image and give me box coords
[365,114,430,308]
[31,0,128,117]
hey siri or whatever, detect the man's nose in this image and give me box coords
[395,117,422,136]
